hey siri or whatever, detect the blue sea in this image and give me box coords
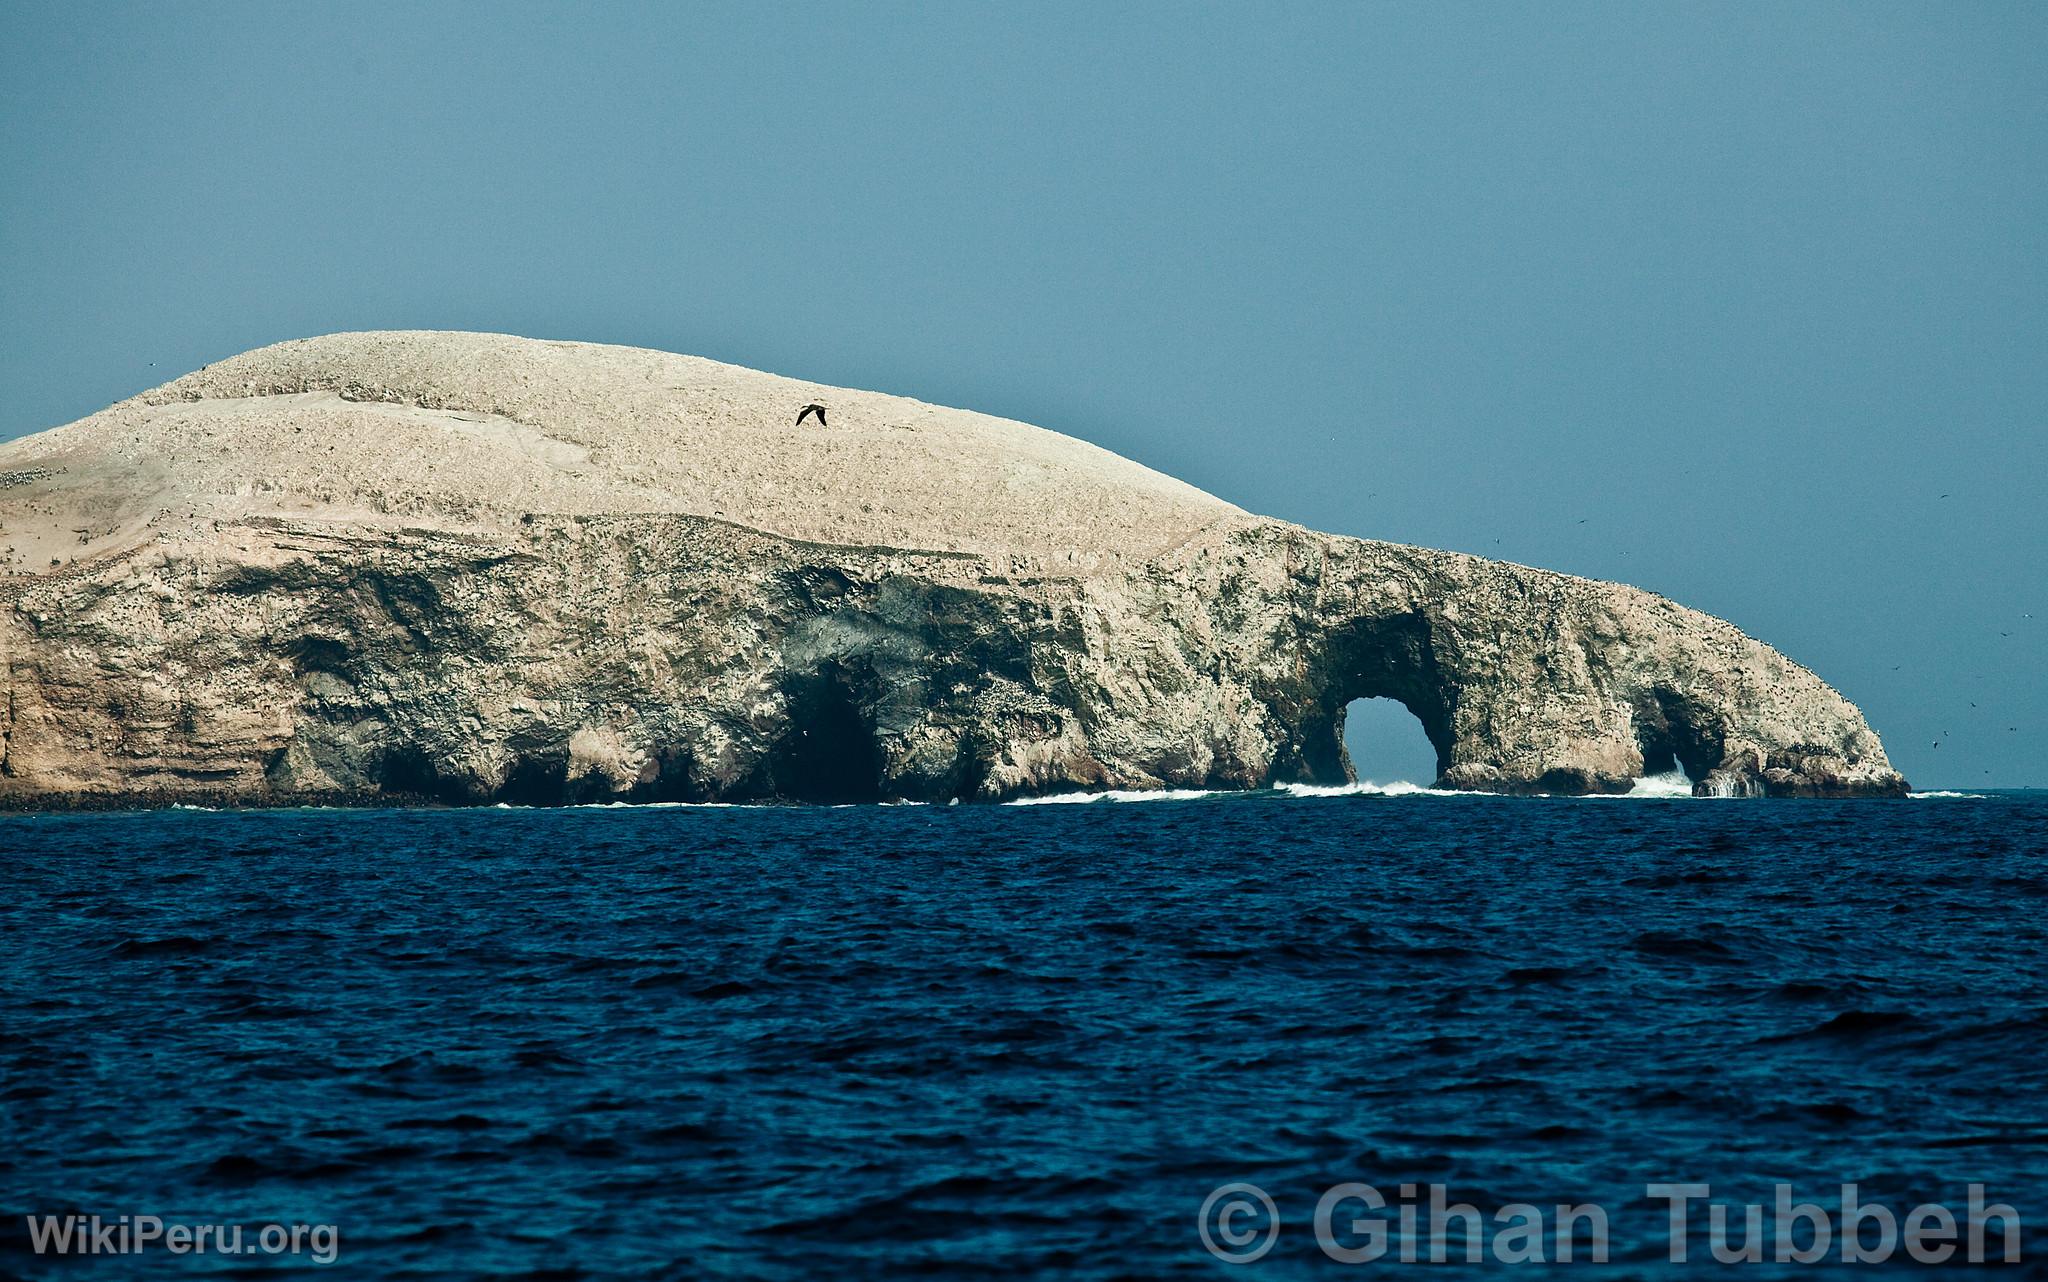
[4,789,2045,1278]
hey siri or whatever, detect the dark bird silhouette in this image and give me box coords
[796,403,827,428]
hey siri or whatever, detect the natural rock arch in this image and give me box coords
[1265,611,1456,788]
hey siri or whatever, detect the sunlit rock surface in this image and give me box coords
[0,332,1906,805]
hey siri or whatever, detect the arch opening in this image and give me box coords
[1341,696,1442,787]
[1288,612,1455,787]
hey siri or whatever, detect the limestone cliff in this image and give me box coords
[0,332,1905,806]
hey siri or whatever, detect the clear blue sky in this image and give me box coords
[3,1,2041,787]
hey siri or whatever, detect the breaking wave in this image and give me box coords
[1004,788,1219,806]
[1275,780,1453,798]
[1623,771,1696,798]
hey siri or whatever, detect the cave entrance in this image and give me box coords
[1635,688,1717,786]
[1341,697,1441,786]
[771,663,885,804]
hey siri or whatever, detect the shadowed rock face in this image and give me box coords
[0,332,1906,806]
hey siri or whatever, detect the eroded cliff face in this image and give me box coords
[0,332,1905,806]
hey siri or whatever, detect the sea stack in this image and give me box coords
[0,331,1907,806]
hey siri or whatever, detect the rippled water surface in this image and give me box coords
[5,792,2046,1278]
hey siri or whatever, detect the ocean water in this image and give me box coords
[4,789,2045,1278]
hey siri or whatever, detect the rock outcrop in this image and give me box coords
[0,332,1906,806]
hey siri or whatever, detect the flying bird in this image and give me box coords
[796,403,828,428]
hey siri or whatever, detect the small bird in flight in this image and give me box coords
[796,403,828,428]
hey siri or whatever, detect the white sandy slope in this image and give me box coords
[0,331,1244,575]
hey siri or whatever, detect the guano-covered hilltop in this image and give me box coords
[0,331,1906,805]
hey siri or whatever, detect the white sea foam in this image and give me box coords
[463,774,1978,808]
[1004,788,1219,806]
[1275,780,1452,798]
[1621,771,1696,798]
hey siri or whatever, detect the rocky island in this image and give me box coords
[0,331,1906,806]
